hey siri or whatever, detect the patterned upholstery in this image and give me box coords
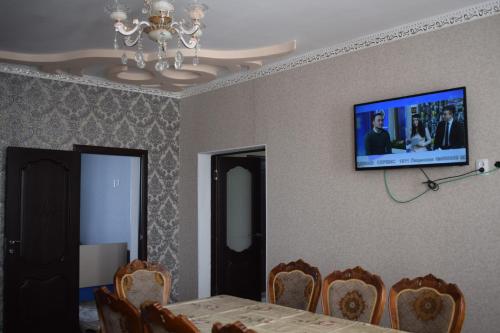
[389,274,465,333]
[122,270,168,309]
[396,288,455,333]
[322,267,386,324]
[268,259,322,312]
[327,279,377,322]
[273,270,315,310]
[94,286,143,333]
[115,259,172,310]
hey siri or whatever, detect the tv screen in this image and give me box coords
[354,87,468,170]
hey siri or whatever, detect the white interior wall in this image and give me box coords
[179,15,500,332]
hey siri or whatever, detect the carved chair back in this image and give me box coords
[321,266,386,324]
[389,274,465,333]
[268,259,322,312]
[94,286,143,333]
[141,302,200,333]
[114,259,172,310]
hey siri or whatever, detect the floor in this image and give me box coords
[79,301,99,333]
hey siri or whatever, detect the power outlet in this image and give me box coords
[476,159,489,174]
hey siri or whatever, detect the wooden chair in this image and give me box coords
[212,321,257,333]
[268,259,322,312]
[114,259,172,310]
[94,286,143,333]
[389,274,465,333]
[141,302,200,333]
[321,266,386,324]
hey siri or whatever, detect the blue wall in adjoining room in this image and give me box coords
[80,154,132,247]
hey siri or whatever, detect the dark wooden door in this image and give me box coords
[4,147,80,333]
[211,156,264,301]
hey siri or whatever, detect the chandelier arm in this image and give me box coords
[114,20,151,36]
[177,34,197,49]
[123,32,143,47]
[171,21,200,36]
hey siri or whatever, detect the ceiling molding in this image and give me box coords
[1,0,498,99]
[0,62,183,98]
[0,41,296,93]
[180,0,500,98]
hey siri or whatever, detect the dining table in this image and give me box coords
[166,295,407,333]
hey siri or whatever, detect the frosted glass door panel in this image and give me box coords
[226,166,252,252]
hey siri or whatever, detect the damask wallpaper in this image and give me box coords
[0,73,181,325]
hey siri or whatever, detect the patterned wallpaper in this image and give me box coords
[0,72,181,324]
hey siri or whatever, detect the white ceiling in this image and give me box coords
[0,0,494,93]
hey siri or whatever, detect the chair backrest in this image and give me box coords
[268,259,322,312]
[321,266,386,324]
[94,286,143,333]
[141,302,200,333]
[114,259,172,309]
[389,274,465,333]
[212,321,257,333]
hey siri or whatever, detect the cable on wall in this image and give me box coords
[384,162,500,203]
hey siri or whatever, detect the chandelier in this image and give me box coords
[105,0,208,71]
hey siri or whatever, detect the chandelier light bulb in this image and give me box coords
[187,3,208,21]
[152,0,174,13]
[110,10,127,21]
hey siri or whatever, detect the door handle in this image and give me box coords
[8,240,20,255]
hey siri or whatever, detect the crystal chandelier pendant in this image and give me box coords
[121,53,128,65]
[174,50,184,69]
[136,55,146,69]
[155,61,164,71]
[113,31,119,49]
[135,49,146,68]
[193,41,200,66]
[135,35,146,69]
[154,42,169,72]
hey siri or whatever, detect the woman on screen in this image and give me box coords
[406,115,431,152]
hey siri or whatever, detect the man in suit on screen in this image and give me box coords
[364,112,392,155]
[433,105,465,150]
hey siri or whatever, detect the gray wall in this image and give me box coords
[179,15,500,332]
[0,75,181,327]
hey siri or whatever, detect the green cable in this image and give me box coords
[384,166,499,203]
[384,170,431,203]
[437,166,499,185]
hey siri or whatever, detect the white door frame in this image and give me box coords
[197,145,267,298]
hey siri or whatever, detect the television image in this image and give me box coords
[354,87,468,170]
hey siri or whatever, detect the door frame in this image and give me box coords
[197,145,267,298]
[73,145,148,260]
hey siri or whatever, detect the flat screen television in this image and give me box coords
[354,87,468,170]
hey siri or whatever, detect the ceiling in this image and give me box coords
[0,0,495,95]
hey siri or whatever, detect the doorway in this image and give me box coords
[74,145,148,260]
[4,145,148,332]
[74,145,147,301]
[210,149,266,301]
